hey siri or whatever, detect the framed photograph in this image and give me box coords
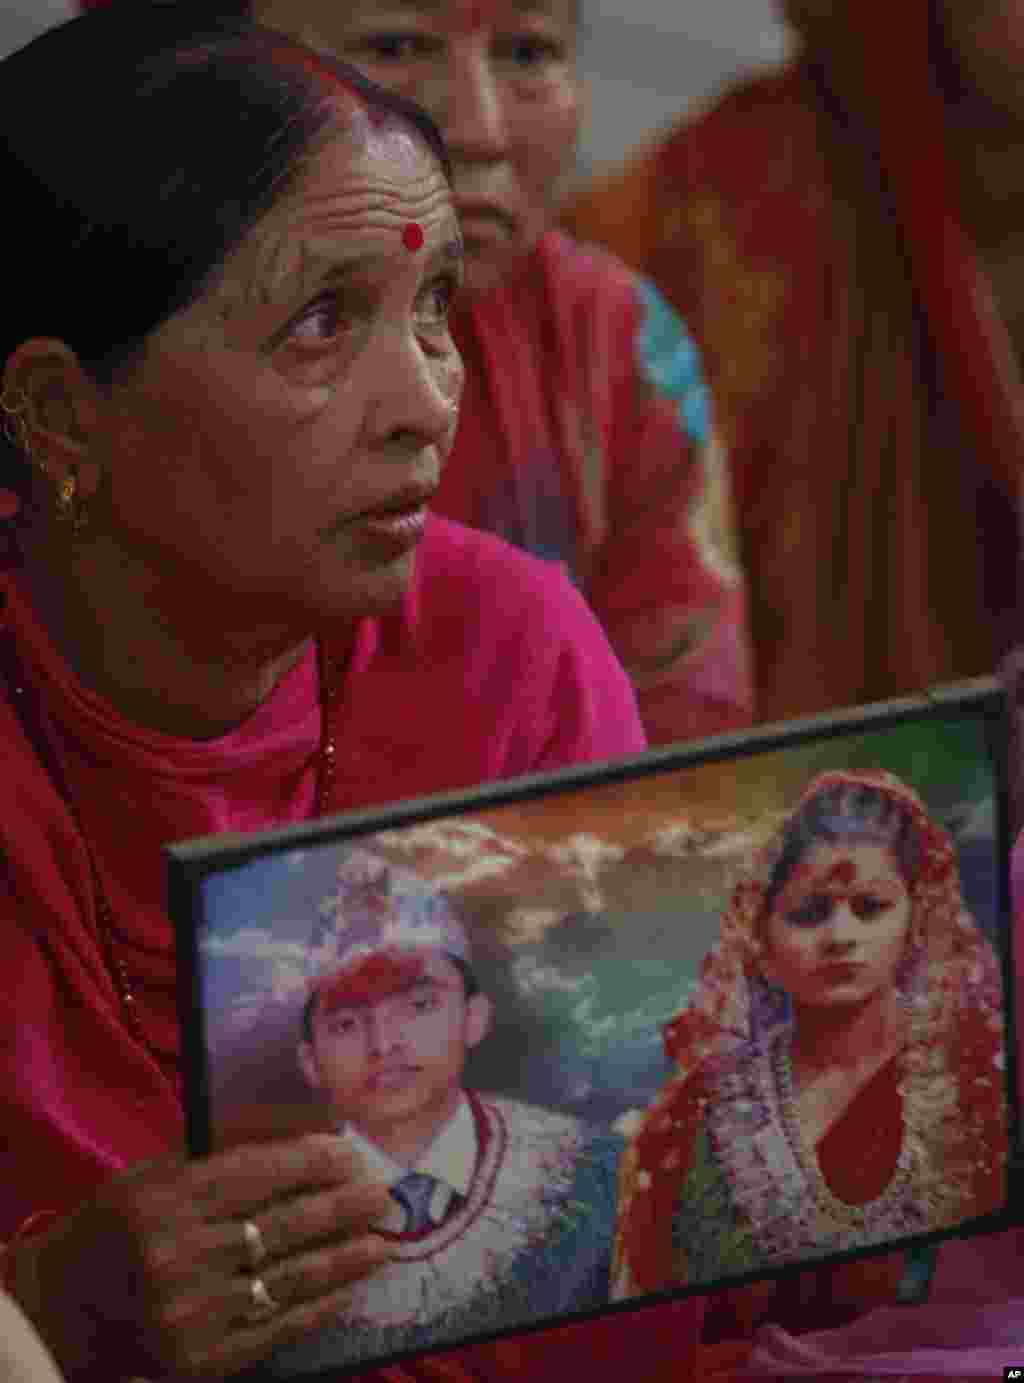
[168,678,1021,1378]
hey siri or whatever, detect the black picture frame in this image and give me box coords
[167,677,1023,1378]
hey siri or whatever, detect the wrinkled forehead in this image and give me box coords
[259,0,577,34]
[217,121,450,283]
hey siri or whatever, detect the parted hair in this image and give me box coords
[763,778,923,918]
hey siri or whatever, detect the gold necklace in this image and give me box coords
[773,1027,916,1235]
[9,637,340,1073]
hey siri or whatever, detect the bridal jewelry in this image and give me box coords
[243,1219,268,1271]
[1,386,30,451]
[247,1275,280,1322]
[773,1027,916,1235]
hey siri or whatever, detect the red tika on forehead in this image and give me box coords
[786,856,860,890]
[451,0,500,34]
[824,858,858,888]
[317,949,427,1011]
[402,222,425,252]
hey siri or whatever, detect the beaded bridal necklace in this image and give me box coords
[6,632,341,1072]
[773,1025,917,1236]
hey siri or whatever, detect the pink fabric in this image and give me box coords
[744,1299,1024,1377]
[734,826,1024,1378]
[0,516,715,1381]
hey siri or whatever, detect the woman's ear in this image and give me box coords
[3,339,103,493]
[297,1040,322,1091]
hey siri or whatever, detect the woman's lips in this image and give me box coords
[367,1065,421,1093]
[818,962,865,982]
[353,503,429,550]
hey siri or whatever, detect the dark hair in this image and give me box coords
[301,953,481,1044]
[764,780,922,918]
[0,0,451,508]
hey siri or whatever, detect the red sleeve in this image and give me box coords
[375,1296,710,1383]
[539,234,755,748]
[595,281,754,747]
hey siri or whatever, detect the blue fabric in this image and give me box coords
[634,277,710,448]
[391,1171,442,1235]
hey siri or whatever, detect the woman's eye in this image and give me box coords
[351,32,439,63]
[852,894,888,919]
[289,293,351,348]
[494,34,567,71]
[787,896,833,928]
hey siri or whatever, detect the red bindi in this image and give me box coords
[452,0,488,33]
[825,859,858,888]
[402,223,425,253]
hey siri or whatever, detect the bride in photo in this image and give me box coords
[612,769,1008,1307]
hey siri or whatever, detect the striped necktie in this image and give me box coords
[391,1171,442,1234]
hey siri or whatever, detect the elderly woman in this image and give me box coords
[614,771,1008,1337]
[0,8,729,1382]
[78,0,754,748]
[564,0,1024,725]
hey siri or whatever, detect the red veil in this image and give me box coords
[614,770,1008,1330]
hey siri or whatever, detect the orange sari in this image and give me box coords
[562,1,1024,724]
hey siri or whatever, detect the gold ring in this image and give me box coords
[247,1275,280,1321]
[242,1219,267,1270]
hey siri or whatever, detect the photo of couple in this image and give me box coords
[191,733,1012,1378]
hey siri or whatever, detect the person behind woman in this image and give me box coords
[562,0,1024,725]
[614,770,1008,1338]
[79,0,755,748]
[0,8,731,1381]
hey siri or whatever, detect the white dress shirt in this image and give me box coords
[341,1095,479,1234]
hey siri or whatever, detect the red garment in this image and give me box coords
[441,230,753,745]
[562,34,1023,723]
[0,516,720,1381]
[815,1056,902,1206]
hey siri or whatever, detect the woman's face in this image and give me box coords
[254,0,583,301]
[760,842,912,1010]
[88,121,464,631]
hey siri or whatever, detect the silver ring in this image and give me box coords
[247,1275,280,1321]
[243,1219,267,1270]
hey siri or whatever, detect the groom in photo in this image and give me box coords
[262,848,623,1376]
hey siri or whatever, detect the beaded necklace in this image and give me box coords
[773,1025,917,1235]
[5,632,341,1074]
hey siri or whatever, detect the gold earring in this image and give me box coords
[56,471,77,522]
[0,387,30,453]
[56,469,89,534]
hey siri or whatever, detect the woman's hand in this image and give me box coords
[14,1134,396,1380]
